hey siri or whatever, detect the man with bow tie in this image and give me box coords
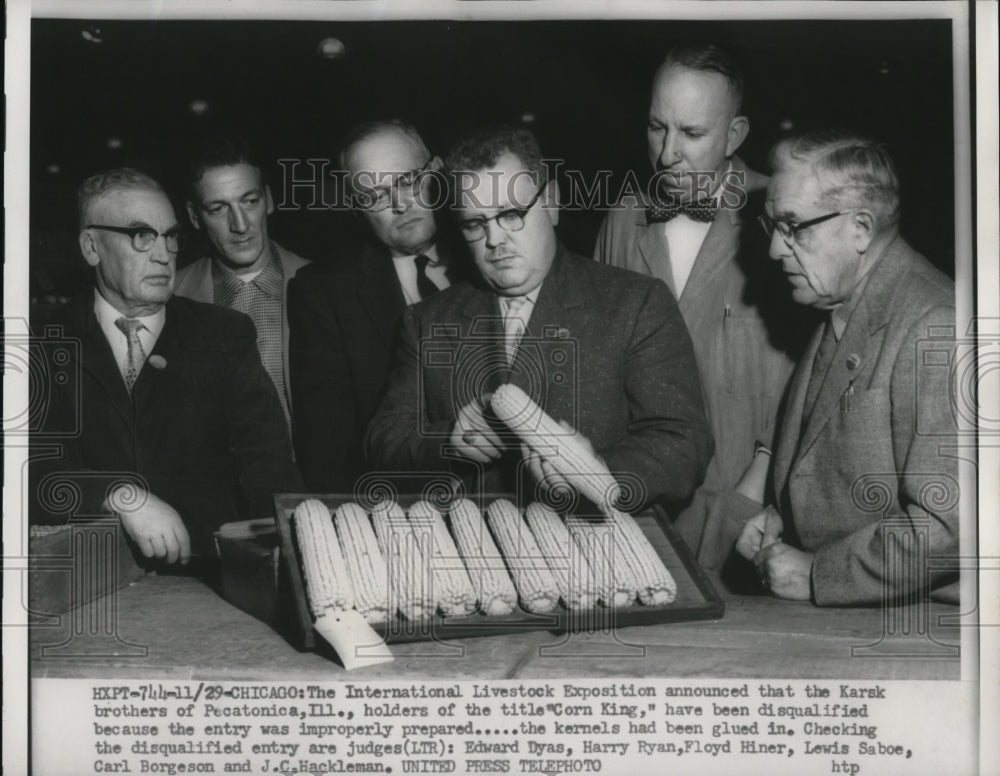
[289,120,464,492]
[596,43,812,573]
[366,126,712,505]
[735,131,958,605]
[30,168,302,565]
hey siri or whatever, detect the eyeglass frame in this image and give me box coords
[86,224,185,254]
[455,182,547,242]
[758,209,854,244]
[352,157,435,212]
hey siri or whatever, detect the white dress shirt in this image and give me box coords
[93,290,165,383]
[392,245,450,305]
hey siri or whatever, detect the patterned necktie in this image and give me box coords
[114,317,147,392]
[646,197,719,224]
[414,254,439,300]
[503,296,527,366]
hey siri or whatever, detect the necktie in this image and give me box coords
[802,318,837,426]
[114,317,147,392]
[646,197,718,224]
[414,254,439,300]
[503,296,527,366]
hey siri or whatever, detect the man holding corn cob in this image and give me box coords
[596,43,811,573]
[366,126,713,509]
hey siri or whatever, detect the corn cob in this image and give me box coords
[524,502,598,610]
[294,499,354,615]
[334,502,390,624]
[566,516,635,607]
[371,501,433,620]
[606,508,677,605]
[485,499,559,613]
[490,383,621,509]
[448,498,517,616]
[408,501,477,617]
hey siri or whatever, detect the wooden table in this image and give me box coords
[29,573,961,680]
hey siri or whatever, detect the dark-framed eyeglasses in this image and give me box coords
[456,183,546,242]
[87,224,184,254]
[353,157,434,212]
[758,210,852,244]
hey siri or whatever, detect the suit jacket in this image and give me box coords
[365,245,714,506]
[29,292,303,556]
[288,236,467,492]
[596,158,814,567]
[771,236,958,605]
[174,241,309,418]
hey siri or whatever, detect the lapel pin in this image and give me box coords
[148,355,167,369]
[846,354,861,371]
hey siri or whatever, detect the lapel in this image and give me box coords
[778,239,905,480]
[356,242,407,349]
[677,205,739,312]
[130,297,187,442]
[635,213,677,298]
[773,323,824,496]
[70,293,134,426]
[457,280,507,393]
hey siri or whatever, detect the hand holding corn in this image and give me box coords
[449,396,503,464]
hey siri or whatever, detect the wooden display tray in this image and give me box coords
[274,493,725,650]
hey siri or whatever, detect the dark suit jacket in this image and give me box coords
[288,234,467,492]
[364,245,714,506]
[29,292,303,556]
[771,237,958,605]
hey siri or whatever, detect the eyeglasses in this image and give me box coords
[758,210,852,244]
[456,184,546,242]
[354,158,433,212]
[87,224,184,254]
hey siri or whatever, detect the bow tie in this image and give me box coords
[646,198,719,224]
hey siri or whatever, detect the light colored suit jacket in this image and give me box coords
[772,236,958,605]
[174,241,309,417]
[596,158,813,568]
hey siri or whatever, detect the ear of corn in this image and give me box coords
[408,500,477,617]
[371,500,433,620]
[485,499,559,614]
[566,516,635,608]
[294,498,355,615]
[448,498,517,616]
[524,502,598,610]
[490,383,621,510]
[334,502,390,624]
[606,508,677,605]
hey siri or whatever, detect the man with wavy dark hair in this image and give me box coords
[366,125,713,506]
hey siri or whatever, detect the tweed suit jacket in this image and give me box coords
[596,158,813,567]
[174,241,309,418]
[29,292,303,556]
[771,236,958,605]
[365,245,714,505]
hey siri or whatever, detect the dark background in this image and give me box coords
[29,18,955,299]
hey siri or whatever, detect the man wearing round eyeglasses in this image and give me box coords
[366,126,712,507]
[734,131,958,606]
[288,120,460,492]
[30,167,302,568]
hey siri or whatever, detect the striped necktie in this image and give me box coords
[115,317,147,392]
[502,296,527,366]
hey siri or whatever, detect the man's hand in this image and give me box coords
[449,396,504,464]
[735,505,783,560]
[522,420,600,497]
[108,487,191,565]
[753,542,814,600]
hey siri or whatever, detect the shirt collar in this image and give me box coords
[212,242,284,302]
[93,288,166,337]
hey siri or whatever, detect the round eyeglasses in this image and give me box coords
[87,224,184,254]
[353,158,434,212]
[456,184,546,242]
